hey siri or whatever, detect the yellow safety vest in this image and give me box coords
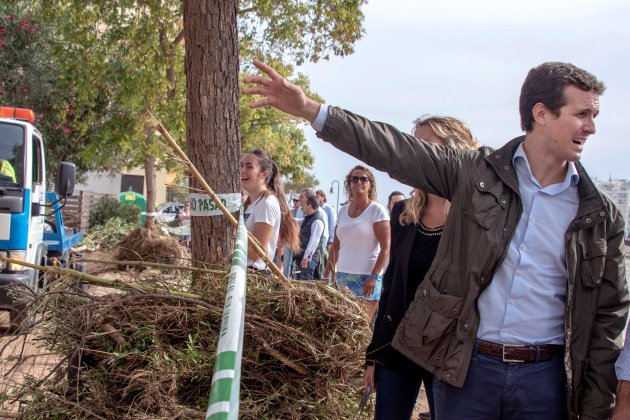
[0,160,16,183]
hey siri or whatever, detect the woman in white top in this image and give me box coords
[240,149,299,272]
[324,165,390,319]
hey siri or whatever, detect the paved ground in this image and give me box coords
[0,312,62,418]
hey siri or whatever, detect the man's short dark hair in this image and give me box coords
[315,189,327,202]
[388,191,405,205]
[301,188,319,210]
[519,62,606,132]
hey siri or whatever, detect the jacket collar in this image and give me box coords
[484,136,607,221]
[482,136,525,194]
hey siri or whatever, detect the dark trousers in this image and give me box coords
[296,258,319,280]
[375,366,434,420]
[433,344,567,420]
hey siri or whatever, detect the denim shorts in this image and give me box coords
[336,272,382,301]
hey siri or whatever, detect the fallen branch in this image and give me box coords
[79,257,226,274]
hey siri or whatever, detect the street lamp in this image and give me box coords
[329,180,340,214]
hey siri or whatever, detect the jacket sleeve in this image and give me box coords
[580,206,628,419]
[316,106,475,201]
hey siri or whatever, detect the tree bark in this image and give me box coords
[183,0,240,265]
[143,130,156,230]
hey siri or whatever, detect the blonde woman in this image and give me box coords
[364,116,479,420]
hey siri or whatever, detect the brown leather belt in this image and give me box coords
[478,340,564,363]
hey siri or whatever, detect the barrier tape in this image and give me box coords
[206,209,247,420]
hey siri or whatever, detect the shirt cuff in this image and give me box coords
[617,349,630,381]
[311,104,329,132]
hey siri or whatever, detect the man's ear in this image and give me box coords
[532,102,549,127]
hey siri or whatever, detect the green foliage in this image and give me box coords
[283,172,319,193]
[239,0,367,64]
[89,197,140,228]
[2,0,367,183]
[80,216,136,251]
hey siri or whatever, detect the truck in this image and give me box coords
[0,106,83,330]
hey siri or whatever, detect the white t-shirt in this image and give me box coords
[335,201,389,274]
[244,194,281,270]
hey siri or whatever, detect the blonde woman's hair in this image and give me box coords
[400,116,479,226]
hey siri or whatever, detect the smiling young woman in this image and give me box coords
[240,149,299,271]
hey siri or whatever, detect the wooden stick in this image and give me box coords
[78,257,226,274]
[148,111,289,283]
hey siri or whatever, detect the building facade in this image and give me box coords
[594,177,630,240]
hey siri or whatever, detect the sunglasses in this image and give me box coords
[292,198,300,202]
[350,176,370,184]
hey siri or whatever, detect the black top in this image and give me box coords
[366,199,442,375]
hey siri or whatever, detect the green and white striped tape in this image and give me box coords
[206,209,248,420]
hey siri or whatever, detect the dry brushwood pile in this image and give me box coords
[4,268,372,419]
[113,226,187,265]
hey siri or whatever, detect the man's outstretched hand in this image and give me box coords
[242,60,321,123]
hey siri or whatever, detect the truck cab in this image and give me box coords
[0,107,82,327]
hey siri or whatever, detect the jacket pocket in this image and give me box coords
[580,239,606,288]
[402,283,464,368]
[463,181,507,231]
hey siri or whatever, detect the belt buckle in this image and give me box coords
[502,344,525,363]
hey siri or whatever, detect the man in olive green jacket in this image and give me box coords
[244,61,628,419]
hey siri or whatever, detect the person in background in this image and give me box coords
[179,200,191,247]
[386,191,406,214]
[279,194,304,278]
[243,60,628,419]
[365,116,479,420]
[294,188,326,280]
[292,195,304,220]
[324,165,390,320]
[314,189,334,278]
[613,326,630,419]
[316,189,337,250]
[240,149,300,272]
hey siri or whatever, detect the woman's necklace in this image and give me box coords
[417,221,444,237]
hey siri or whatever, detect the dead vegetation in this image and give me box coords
[1,261,372,419]
[112,226,187,266]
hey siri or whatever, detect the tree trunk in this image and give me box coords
[144,129,156,230]
[184,0,240,265]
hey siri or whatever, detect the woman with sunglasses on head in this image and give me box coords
[364,116,479,420]
[240,149,300,272]
[324,165,390,320]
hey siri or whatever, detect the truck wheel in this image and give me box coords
[37,257,48,289]
[71,252,89,292]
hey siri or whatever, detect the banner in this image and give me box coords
[189,193,241,216]
[206,210,247,420]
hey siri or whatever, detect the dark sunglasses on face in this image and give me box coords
[292,199,300,202]
[350,176,370,184]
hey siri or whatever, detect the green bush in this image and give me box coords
[89,197,140,228]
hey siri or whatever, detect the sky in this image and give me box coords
[293,0,630,210]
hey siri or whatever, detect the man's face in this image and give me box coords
[299,192,308,211]
[316,193,324,206]
[540,85,599,163]
[292,198,300,210]
[387,194,405,213]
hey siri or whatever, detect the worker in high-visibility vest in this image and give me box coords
[0,159,16,183]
